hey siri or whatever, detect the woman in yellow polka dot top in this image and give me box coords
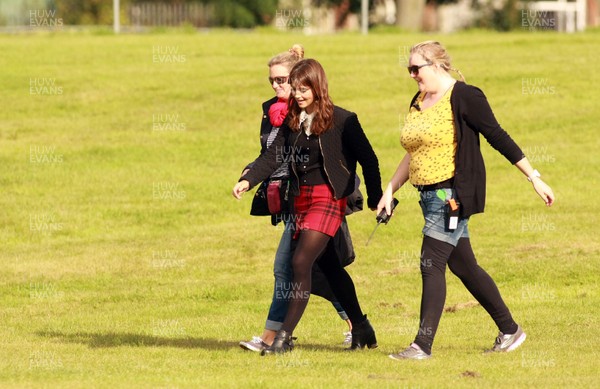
[378,41,555,360]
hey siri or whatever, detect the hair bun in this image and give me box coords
[289,44,305,60]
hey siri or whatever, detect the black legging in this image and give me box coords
[281,229,365,333]
[414,236,518,354]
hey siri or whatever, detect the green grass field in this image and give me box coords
[1,28,599,388]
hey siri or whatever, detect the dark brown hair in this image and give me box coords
[286,59,334,136]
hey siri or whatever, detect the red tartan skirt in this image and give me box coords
[293,184,347,239]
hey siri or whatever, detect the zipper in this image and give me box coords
[291,132,301,192]
[318,137,338,199]
[339,159,351,175]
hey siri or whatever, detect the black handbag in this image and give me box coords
[333,219,355,267]
[250,181,270,216]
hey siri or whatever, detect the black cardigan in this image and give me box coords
[242,106,382,209]
[410,82,525,217]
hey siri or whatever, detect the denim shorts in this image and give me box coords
[419,188,469,247]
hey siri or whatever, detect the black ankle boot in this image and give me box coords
[261,330,295,355]
[346,315,378,351]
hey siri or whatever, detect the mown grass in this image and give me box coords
[0,28,598,388]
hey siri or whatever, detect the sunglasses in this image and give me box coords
[407,63,433,75]
[268,76,289,85]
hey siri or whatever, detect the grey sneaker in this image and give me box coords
[239,336,269,353]
[487,325,526,353]
[342,331,352,346]
[389,343,431,360]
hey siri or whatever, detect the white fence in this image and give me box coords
[128,2,215,28]
[527,0,586,32]
[0,1,215,28]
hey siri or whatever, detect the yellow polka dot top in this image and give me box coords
[401,85,457,186]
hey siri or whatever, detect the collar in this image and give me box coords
[299,110,315,136]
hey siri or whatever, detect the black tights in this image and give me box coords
[414,236,518,355]
[281,229,365,333]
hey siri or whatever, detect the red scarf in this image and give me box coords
[268,98,288,127]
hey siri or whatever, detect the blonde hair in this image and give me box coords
[410,41,465,82]
[268,44,304,71]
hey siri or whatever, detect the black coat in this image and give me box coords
[243,106,382,209]
[244,96,279,173]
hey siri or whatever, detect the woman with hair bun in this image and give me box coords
[234,58,382,354]
[378,41,554,360]
[237,46,358,353]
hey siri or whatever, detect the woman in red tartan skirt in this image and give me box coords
[233,58,383,354]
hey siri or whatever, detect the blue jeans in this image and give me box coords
[265,221,348,331]
[419,188,469,247]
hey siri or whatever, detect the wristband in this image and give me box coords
[527,169,541,182]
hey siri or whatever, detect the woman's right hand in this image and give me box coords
[232,180,250,199]
[376,183,396,217]
[377,153,409,215]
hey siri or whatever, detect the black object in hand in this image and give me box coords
[376,198,399,224]
[365,198,399,246]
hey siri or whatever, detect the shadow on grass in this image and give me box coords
[36,331,349,352]
[36,330,238,350]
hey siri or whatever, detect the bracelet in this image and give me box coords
[527,169,541,182]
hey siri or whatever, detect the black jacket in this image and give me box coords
[243,106,382,209]
[244,96,284,174]
[411,82,524,217]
